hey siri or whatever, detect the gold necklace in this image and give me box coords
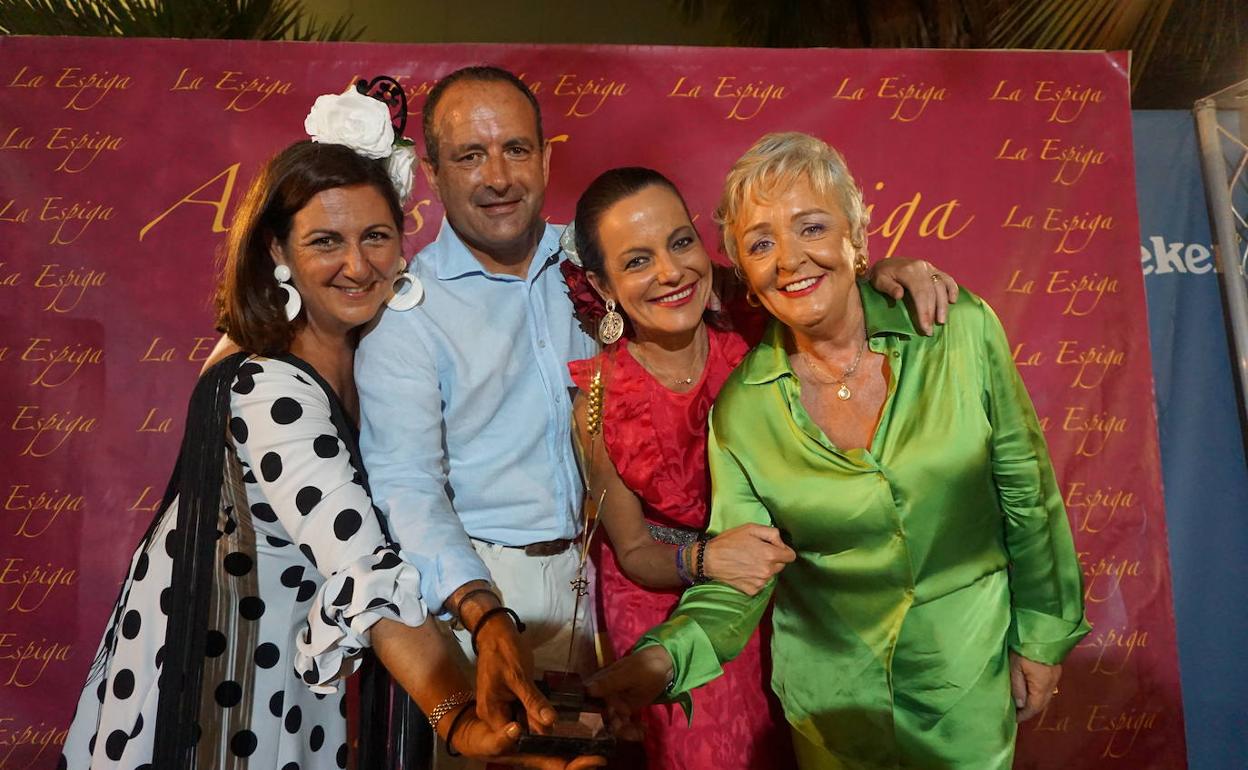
[801,335,867,400]
[631,328,708,388]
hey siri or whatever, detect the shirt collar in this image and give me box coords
[741,280,916,385]
[430,217,563,282]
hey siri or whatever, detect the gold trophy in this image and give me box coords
[515,366,619,757]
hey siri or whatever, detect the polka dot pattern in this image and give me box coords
[112,669,135,700]
[224,552,253,577]
[239,596,265,621]
[204,630,226,658]
[284,705,302,733]
[121,611,141,639]
[268,690,285,717]
[252,502,277,523]
[62,357,413,769]
[260,452,283,483]
[332,510,361,541]
[313,435,339,458]
[254,642,279,669]
[296,486,322,516]
[280,565,304,588]
[271,397,303,425]
[230,729,258,757]
[215,680,242,708]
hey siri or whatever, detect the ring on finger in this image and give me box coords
[930,272,942,283]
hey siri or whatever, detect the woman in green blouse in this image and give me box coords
[588,132,1090,769]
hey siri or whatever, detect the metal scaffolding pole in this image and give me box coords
[1194,79,1248,429]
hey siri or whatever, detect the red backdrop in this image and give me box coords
[0,37,1184,768]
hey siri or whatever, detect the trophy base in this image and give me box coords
[513,671,618,757]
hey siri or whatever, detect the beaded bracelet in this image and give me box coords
[444,697,476,757]
[470,606,527,654]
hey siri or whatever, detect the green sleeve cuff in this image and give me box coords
[634,614,729,726]
[1009,606,1092,664]
[632,639,694,723]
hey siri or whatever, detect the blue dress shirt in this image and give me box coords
[356,218,595,613]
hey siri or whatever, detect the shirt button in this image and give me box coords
[892,351,900,358]
[538,340,547,348]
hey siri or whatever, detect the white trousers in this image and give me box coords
[433,539,596,770]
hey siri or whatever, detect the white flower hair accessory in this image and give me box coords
[559,223,582,267]
[386,145,417,204]
[305,86,395,159]
[304,76,416,203]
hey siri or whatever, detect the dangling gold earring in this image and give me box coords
[745,289,761,308]
[854,251,869,277]
[598,299,624,344]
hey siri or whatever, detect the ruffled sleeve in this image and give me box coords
[228,357,429,692]
[295,545,427,693]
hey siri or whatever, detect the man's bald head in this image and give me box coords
[422,65,543,170]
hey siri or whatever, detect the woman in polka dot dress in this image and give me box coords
[59,132,590,770]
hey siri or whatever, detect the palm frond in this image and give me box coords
[0,0,363,40]
[986,0,1175,87]
[672,0,1240,104]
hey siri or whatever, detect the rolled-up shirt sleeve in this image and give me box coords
[978,297,1091,663]
[356,311,490,616]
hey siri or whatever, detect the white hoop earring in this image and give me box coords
[274,264,302,321]
[386,269,424,311]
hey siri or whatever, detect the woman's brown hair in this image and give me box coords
[214,140,405,355]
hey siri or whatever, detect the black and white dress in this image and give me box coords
[61,355,428,769]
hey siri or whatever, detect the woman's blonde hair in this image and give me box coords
[714,131,870,265]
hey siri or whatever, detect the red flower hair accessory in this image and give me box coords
[561,258,611,340]
[559,224,632,341]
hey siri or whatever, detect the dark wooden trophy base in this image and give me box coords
[513,671,618,757]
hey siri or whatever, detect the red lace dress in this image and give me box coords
[569,325,794,770]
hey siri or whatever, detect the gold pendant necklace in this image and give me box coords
[802,335,867,400]
[631,328,708,388]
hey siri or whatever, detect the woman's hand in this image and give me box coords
[703,523,796,595]
[448,710,607,769]
[1009,652,1062,722]
[585,646,675,739]
[865,258,959,335]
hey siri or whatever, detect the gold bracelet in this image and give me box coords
[427,690,473,733]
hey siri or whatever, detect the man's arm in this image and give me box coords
[356,313,557,733]
[356,314,491,613]
[867,257,960,335]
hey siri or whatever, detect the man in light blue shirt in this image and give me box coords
[356,67,595,744]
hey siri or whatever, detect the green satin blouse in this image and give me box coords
[640,284,1090,769]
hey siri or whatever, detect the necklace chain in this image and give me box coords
[801,335,867,401]
[631,328,708,387]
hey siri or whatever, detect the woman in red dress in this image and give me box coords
[564,167,956,769]
[565,167,794,770]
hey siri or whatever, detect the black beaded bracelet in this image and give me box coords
[470,606,527,654]
[444,698,476,757]
[694,538,709,583]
